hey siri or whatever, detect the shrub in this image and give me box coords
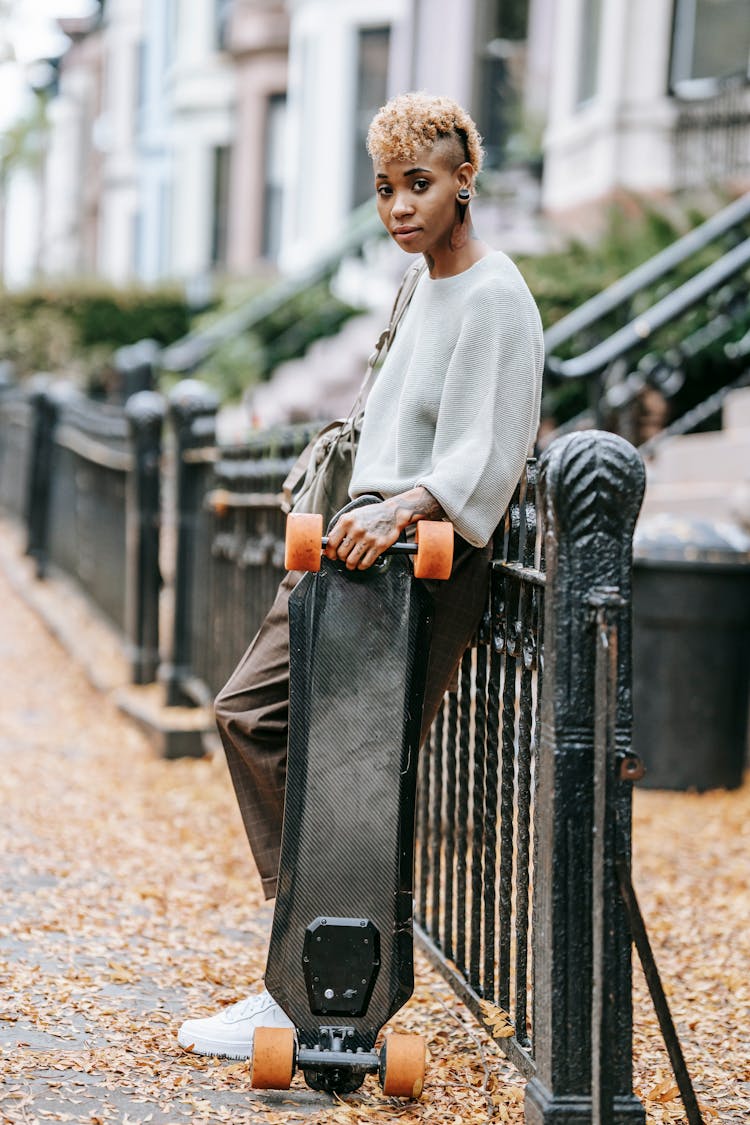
[0,282,191,382]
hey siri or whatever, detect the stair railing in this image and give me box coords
[544,192,750,355]
[160,201,383,376]
[542,193,750,445]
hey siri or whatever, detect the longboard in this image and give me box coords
[249,512,453,1098]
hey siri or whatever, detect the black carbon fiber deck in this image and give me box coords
[265,554,432,1050]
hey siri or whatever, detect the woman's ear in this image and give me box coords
[456,161,475,195]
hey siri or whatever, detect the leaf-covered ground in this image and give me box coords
[0,542,747,1124]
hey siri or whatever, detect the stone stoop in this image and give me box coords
[640,386,750,528]
[244,309,386,431]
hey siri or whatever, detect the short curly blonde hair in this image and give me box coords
[367,92,484,174]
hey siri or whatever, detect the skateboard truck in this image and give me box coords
[299,1025,380,1093]
[252,1024,427,1098]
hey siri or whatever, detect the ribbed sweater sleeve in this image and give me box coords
[349,252,544,547]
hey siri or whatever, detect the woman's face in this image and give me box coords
[373,142,472,257]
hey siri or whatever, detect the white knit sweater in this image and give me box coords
[349,251,544,547]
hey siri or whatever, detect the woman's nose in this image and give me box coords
[391,193,414,217]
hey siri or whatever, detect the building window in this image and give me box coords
[577,0,602,105]
[352,26,390,207]
[475,0,530,170]
[671,0,750,92]
[262,94,286,261]
[211,145,231,269]
[215,0,232,50]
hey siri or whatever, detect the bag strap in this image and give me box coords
[350,260,426,414]
[321,260,427,480]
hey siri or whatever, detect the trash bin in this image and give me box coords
[632,513,750,790]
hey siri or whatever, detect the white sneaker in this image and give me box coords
[177,990,295,1059]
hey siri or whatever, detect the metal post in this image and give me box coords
[114,339,161,402]
[125,390,166,685]
[0,360,15,393]
[525,430,646,1125]
[165,379,219,706]
[24,375,58,579]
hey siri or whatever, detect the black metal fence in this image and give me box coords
[415,462,543,1079]
[0,374,164,684]
[47,389,133,627]
[413,433,647,1123]
[160,389,648,1121]
[163,380,316,707]
[0,374,33,519]
[0,370,653,1121]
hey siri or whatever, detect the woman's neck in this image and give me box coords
[422,220,490,279]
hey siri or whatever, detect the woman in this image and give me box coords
[178,92,543,1058]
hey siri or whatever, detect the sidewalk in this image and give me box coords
[0,523,748,1124]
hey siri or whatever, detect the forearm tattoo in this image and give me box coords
[387,486,445,529]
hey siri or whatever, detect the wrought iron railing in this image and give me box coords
[415,460,543,1078]
[162,389,652,1118]
[543,193,750,446]
[160,201,382,376]
[674,78,750,192]
[47,390,133,628]
[413,433,653,1123]
[164,379,316,706]
[0,377,33,520]
[0,376,164,684]
[3,365,701,1118]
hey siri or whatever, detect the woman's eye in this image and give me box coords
[376,185,393,197]
[413,179,429,192]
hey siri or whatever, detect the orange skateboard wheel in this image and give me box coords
[284,513,324,572]
[413,521,453,580]
[380,1032,426,1098]
[250,1026,296,1089]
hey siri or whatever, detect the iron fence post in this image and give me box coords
[166,379,219,706]
[24,375,59,579]
[0,360,15,393]
[525,430,646,1125]
[125,390,166,685]
[114,339,161,402]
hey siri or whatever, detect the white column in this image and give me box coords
[170,140,213,277]
[279,0,405,273]
[542,0,677,212]
[411,0,475,106]
[98,0,143,282]
[3,167,42,289]
[41,85,86,275]
[615,0,676,192]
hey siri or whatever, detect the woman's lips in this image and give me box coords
[393,227,421,242]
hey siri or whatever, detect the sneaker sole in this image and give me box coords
[177,1031,252,1060]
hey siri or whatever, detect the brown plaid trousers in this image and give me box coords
[215,534,491,899]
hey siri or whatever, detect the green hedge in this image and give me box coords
[0,283,191,381]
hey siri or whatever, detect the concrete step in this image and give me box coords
[246,311,383,428]
[641,478,750,528]
[645,428,750,484]
[723,385,750,431]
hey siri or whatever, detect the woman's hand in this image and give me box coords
[324,487,445,571]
